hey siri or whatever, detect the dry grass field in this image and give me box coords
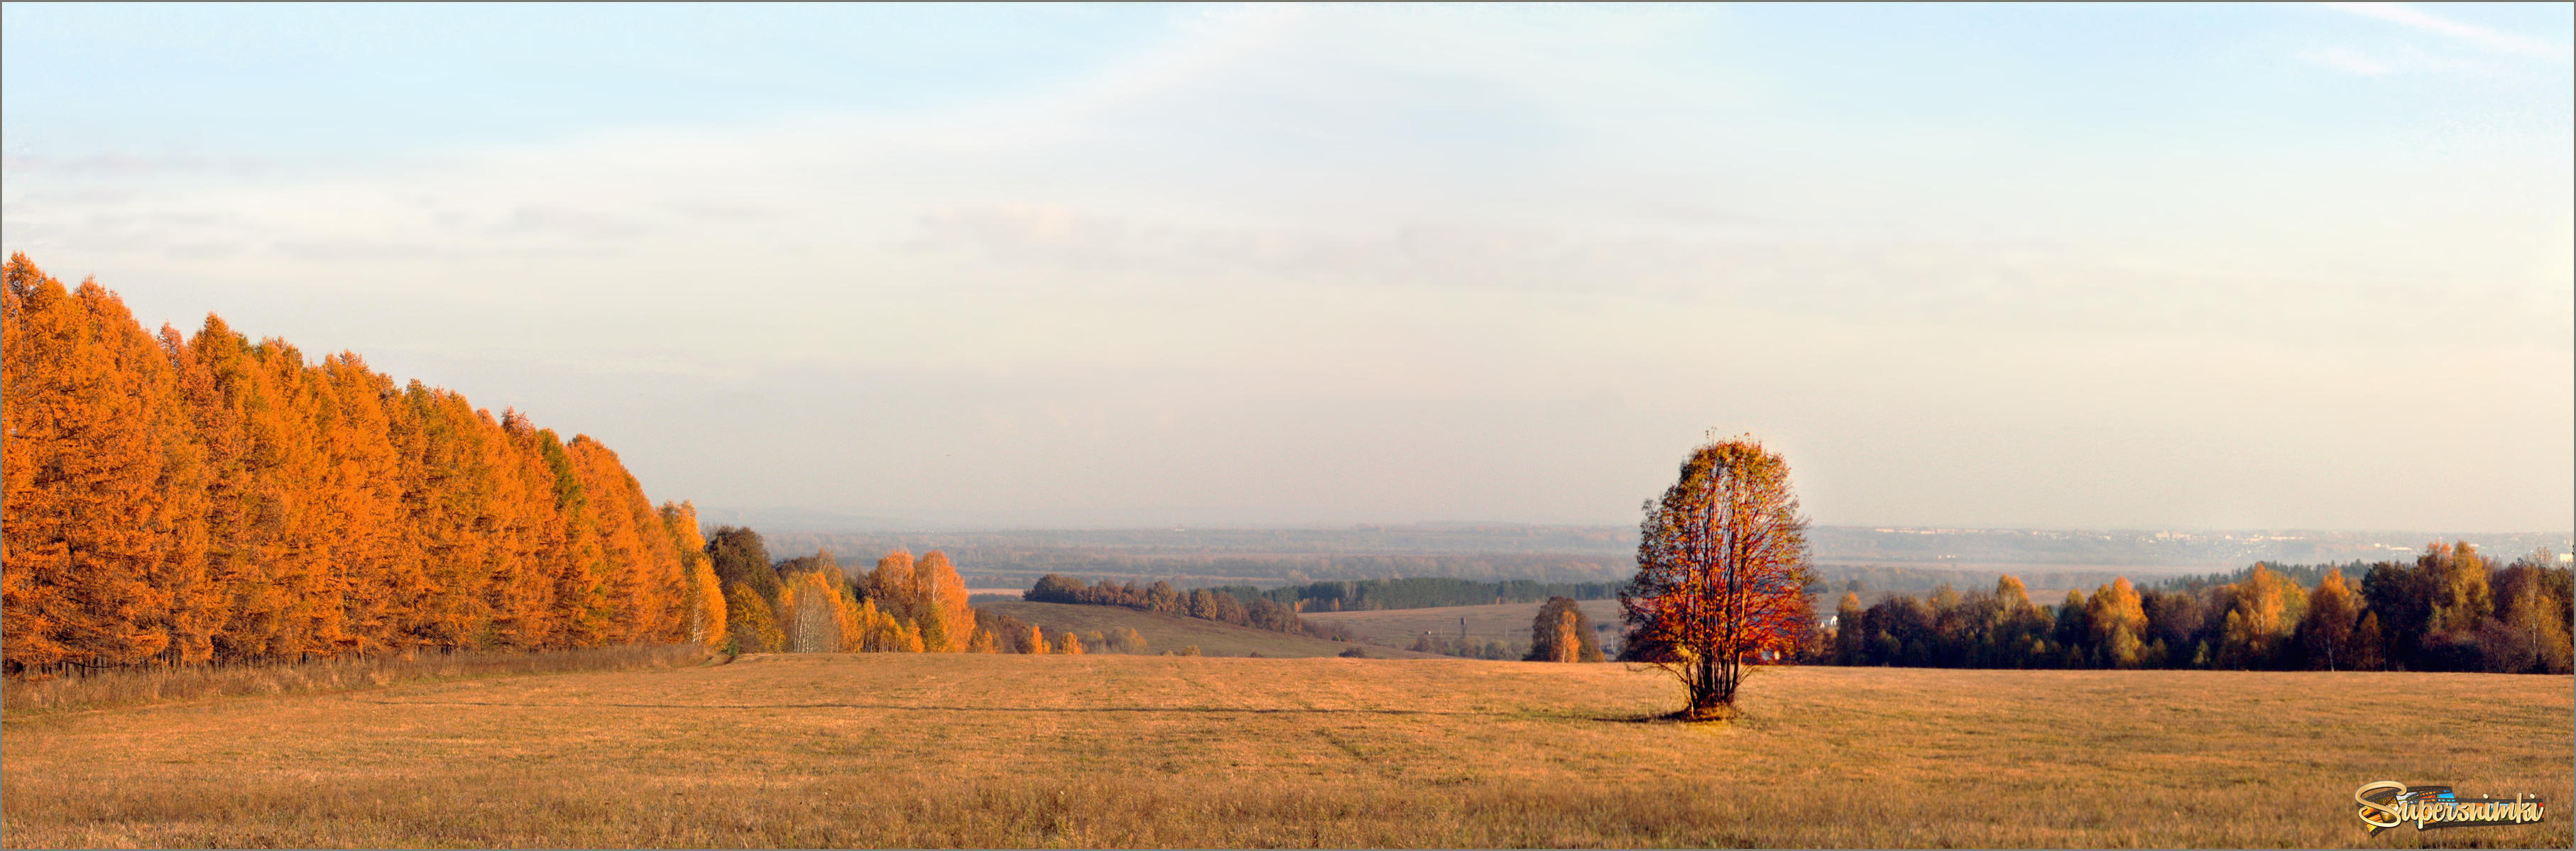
[3,655,2568,848]
[1303,599,1627,652]
[980,600,1439,658]
[0,644,711,714]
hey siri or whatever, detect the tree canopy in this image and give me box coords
[3,255,704,676]
[1621,434,1815,720]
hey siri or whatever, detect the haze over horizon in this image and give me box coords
[6,4,2570,533]
[692,505,2573,538]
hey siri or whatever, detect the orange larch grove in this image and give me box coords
[3,255,697,676]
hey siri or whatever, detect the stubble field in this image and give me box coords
[2,654,2568,847]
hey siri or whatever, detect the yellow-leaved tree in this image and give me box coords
[661,502,726,648]
[780,569,846,653]
[853,598,907,652]
[2085,577,2148,668]
[2297,571,2362,671]
[914,551,975,652]
[724,583,782,654]
[868,550,918,627]
[2218,566,2304,669]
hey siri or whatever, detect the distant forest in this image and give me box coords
[2147,561,2377,593]
[1209,577,1623,611]
[1823,544,2573,674]
[751,525,2573,591]
[942,551,1631,588]
[1023,574,1336,639]
[1020,574,1625,638]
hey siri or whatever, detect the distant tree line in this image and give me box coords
[1211,577,1623,612]
[2146,561,2365,593]
[1826,543,2572,674]
[1823,565,2136,601]
[1023,574,1335,638]
[926,553,1632,586]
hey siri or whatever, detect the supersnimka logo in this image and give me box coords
[2353,780,2548,835]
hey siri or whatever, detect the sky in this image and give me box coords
[4,3,2570,532]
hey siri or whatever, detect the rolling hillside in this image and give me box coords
[1303,599,1626,654]
[979,601,1439,659]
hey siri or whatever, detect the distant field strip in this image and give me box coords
[1302,598,1625,649]
[978,600,1440,658]
[2,655,2567,847]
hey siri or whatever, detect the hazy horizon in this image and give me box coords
[690,504,2574,538]
[7,4,2570,532]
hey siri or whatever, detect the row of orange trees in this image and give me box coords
[2,255,726,676]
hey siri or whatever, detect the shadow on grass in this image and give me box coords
[1591,708,1733,725]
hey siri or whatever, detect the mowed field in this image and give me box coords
[3,657,2569,848]
[981,600,1441,659]
[1303,599,1627,652]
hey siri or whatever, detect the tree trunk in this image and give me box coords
[1681,656,1740,720]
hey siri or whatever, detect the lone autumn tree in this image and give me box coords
[1620,434,1816,720]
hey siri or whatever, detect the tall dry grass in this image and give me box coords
[0,643,711,714]
[4,654,2567,847]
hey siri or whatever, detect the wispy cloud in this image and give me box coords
[2296,45,2395,76]
[2320,2,2572,60]
[2295,41,2490,76]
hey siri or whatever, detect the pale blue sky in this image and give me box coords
[5,3,2570,532]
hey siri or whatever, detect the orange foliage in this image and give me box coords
[1,256,699,675]
[914,551,974,652]
[660,501,727,649]
[779,569,847,653]
[851,548,976,652]
[1622,434,1816,719]
[868,550,917,626]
